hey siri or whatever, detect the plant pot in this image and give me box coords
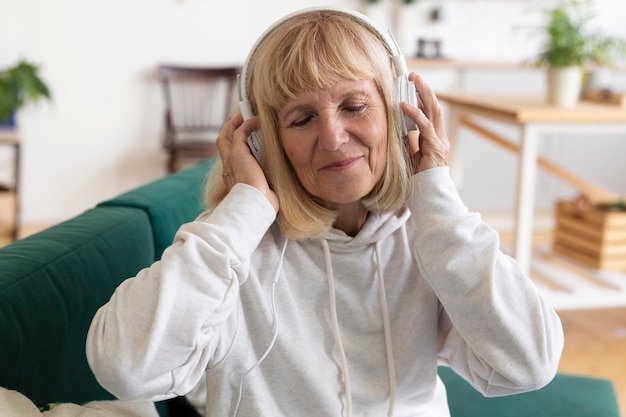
[0,110,16,129]
[547,66,583,107]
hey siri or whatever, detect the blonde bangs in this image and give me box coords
[250,11,392,112]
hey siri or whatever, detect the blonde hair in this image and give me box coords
[205,9,413,240]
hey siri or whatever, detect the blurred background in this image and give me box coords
[1,0,625,229]
[1,0,626,411]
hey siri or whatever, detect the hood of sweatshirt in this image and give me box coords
[302,206,411,417]
[321,207,411,248]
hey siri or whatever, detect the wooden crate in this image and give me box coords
[581,89,626,108]
[553,200,626,270]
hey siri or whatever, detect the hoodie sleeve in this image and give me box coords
[407,167,564,397]
[86,183,276,401]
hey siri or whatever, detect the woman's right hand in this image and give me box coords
[216,113,279,213]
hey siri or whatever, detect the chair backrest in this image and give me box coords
[158,65,240,172]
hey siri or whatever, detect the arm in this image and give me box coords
[402,73,563,396]
[409,168,564,396]
[86,184,276,401]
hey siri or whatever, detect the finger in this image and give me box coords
[407,72,448,140]
[216,113,243,155]
[401,100,431,131]
[225,113,265,179]
[217,113,258,161]
[409,73,438,119]
[216,114,247,187]
[214,113,275,208]
[401,93,450,173]
[234,112,258,139]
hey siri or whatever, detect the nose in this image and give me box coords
[317,112,349,151]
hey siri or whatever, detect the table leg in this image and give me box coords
[445,105,463,188]
[514,124,538,274]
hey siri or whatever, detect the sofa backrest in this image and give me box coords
[0,206,154,406]
[99,159,213,259]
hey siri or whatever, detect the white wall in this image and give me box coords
[1,0,625,225]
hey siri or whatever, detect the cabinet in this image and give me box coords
[0,129,20,241]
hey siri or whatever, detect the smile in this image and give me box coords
[321,157,362,171]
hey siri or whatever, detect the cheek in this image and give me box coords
[282,139,305,165]
[369,117,389,168]
[281,136,315,179]
[372,139,388,179]
[281,126,317,160]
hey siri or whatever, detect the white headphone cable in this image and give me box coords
[232,238,288,417]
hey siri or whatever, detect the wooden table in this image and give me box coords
[0,129,21,241]
[436,93,626,273]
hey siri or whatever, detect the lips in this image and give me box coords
[321,156,362,171]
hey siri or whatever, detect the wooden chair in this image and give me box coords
[158,65,241,173]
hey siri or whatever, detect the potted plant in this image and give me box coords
[0,59,51,127]
[534,0,626,107]
[583,33,626,93]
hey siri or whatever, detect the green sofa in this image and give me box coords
[0,159,211,415]
[0,158,620,417]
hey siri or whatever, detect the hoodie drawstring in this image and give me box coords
[322,239,353,417]
[375,241,397,417]
[321,239,398,417]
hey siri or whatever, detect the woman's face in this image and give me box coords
[278,79,388,209]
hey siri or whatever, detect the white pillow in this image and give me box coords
[0,387,159,417]
[0,387,40,416]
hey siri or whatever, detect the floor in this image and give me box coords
[558,307,626,414]
[1,195,624,414]
[0,193,49,245]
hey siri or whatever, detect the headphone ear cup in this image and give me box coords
[396,76,418,136]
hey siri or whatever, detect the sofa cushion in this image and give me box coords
[0,206,154,407]
[438,366,620,417]
[99,159,214,259]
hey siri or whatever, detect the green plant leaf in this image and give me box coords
[534,0,626,68]
[0,59,51,122]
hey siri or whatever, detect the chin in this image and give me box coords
[321,189,371,207]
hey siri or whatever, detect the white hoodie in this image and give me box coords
[86,167,564,417]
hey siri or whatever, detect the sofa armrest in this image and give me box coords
[0,206,154,407]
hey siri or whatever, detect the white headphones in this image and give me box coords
[237,6,418,166]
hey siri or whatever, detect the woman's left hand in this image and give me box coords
[401,72,450,173]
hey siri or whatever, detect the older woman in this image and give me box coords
[87,7,563,417]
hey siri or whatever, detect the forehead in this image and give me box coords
[280,79,381,110]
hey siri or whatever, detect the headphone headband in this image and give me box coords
[238,6,407,103]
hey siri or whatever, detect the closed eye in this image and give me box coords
[292,115,313,127]
[344,104,367,114]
